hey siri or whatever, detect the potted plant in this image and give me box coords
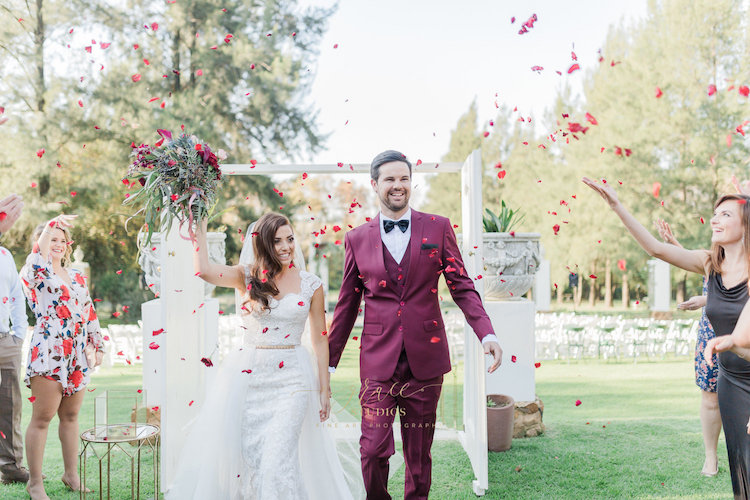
[487,394,515,451]
[482,201,541,299]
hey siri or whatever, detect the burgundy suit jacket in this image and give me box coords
[328,209,496,382]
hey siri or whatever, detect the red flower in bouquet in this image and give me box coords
[123,130,227,247]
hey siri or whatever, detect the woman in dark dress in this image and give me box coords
[584,178,750,499]
[656,220,722,476]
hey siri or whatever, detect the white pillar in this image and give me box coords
[533,258,551,312]
[458,149,489,496]
[158,227,210,490]
[484,300,536,402]
[648,259,671,312]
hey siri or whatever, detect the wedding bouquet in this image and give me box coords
[123,129,226,246]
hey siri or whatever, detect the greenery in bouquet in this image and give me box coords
[123,129,226,247]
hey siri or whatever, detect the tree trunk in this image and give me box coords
[556,283,563,305]
[604,259,613,308]
[676,274,686,304]
[588,262,597,307]
[621,273,630,309]
[173,28,181,91]
[34,0,45,112]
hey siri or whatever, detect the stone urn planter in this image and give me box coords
[487,394,515,452]
[482,232,541,299]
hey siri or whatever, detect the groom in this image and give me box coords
[328,150,503,499]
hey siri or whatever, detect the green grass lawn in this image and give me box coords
[0,354,733,499]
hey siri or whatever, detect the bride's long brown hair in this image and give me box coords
[242,212,295,312]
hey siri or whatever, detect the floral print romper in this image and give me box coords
[20,251,103,396]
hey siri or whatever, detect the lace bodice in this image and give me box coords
[241,270,322,347]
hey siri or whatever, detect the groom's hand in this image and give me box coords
[485,341,502,373]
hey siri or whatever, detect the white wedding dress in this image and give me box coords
[166,270,358,499]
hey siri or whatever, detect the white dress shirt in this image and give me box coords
[0,246,28,339]
[379,209,412,264]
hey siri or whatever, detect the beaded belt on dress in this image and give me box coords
[255,344,296,349]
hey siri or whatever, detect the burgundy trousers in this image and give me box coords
[359,350,443,500]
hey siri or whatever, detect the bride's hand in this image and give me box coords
[582,177,621,210]
[319,391,331,422]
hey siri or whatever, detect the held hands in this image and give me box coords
[485,341,503,373]
[677,295,707,311]
[581,177,620,209]
[0,194,24,233]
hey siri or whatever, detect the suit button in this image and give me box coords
[400,301,405,306]
[399,326,403,331]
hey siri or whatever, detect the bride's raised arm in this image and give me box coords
[193,218,245,291]
[582,177,709,275]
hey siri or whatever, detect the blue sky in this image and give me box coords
[300,0,648,164]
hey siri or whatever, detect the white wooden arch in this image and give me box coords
[152,149,489,495]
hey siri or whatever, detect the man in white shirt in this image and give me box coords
[0,193,30,484]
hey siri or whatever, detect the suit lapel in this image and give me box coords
[367,214,392,292]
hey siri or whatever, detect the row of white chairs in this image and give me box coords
[100,311,700,367]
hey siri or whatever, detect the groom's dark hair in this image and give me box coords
[370,150,412,181]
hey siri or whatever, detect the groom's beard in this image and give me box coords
[380,190,409,212]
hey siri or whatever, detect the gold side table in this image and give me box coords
[79,423,160,499]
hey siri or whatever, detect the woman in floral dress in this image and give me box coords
[19,215,104,500]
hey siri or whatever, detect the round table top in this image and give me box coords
[80,423,160,444]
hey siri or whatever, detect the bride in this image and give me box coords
[165,212,356,499]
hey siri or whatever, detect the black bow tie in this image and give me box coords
[383,219,409,233]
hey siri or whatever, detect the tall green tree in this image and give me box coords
[0,0,334,315]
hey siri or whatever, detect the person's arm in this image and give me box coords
[308,285,331,421]
[7,256,28,338]
[79,272,104,366]
[193,218,245,290]
[328,232,364,371]
[440,218,502,372]
[678,295,707,310]
[0,194,23,236]
[582,177,708,274]
[654,219,683,248]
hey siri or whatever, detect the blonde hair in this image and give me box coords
[32,223,73,267]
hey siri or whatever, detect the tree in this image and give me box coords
[0,0,334,315]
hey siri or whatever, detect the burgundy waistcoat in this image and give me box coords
[383,239,411,292]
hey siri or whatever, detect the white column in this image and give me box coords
[159,227,208,490]
[484,300,536,402]
[458,149,488,496]
[648,259,671,312]
[533,258,551,312]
